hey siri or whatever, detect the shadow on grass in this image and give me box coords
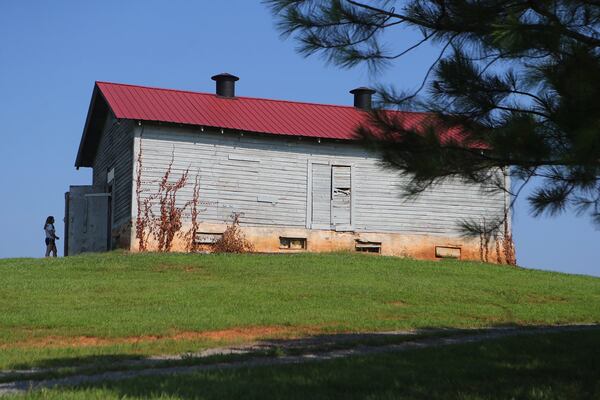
[26,329,600,400]
[9,354,147,371]
[6,326,502,372]
[7,324,595,372]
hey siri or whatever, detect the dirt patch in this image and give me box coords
[1,326,324,350]
[385,300,408,307]
[187,326,294,341]
[525,294,569,304]
[151,264,208,273]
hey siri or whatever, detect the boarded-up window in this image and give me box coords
[331,166,351,227]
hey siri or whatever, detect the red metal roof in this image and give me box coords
[95,81,431,141]
[76,81,465,167]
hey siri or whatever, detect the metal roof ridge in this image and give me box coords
[95,80,431,115]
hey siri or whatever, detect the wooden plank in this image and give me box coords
[311,163,331,228]
[306,159,312,229]
[332,165,351,227]
[228,154,261,162]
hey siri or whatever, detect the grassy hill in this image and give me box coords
[0,252,599,370]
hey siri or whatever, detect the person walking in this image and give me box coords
[44,216,59,257]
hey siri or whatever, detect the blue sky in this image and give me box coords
[0,1,597,276]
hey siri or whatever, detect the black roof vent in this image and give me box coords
[350,87,376,110]
[211,73,239,98]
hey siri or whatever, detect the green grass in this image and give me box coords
[9,330,600,399]
[0,252,599,370]
[0,332,450,384]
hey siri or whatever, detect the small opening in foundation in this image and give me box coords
[280,237,307,250]
[355,240,381,253]
[194,232,223,245]
[435,246,461,259]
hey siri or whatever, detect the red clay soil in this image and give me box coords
[2,326,325,350]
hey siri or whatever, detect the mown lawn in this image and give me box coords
[9,330,600,399]
[0,252,599,370]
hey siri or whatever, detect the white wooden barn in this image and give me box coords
[67,74,510,261]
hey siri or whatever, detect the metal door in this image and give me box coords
[64,186,111,255]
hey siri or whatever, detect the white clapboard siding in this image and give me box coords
[136,125,506,236]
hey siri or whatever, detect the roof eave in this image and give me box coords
[75,84,102,168]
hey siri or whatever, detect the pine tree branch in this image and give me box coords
[345,0,439,29]
[528,2,600,47]
[382,33,458,104]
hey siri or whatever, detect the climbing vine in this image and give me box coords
[135,140,201,252]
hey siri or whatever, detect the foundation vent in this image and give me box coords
[195,232,223,245]
[435,246,461,259]
[355,240,381,253]
[280,237,307,250]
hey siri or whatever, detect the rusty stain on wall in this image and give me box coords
[124,222,505,263]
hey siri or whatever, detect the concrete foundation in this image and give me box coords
[126,222,504,263]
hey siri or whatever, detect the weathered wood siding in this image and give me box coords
[311,163,332,228]
[332,165,352,227]
[136,125,505,237]
[92,114,134,229]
